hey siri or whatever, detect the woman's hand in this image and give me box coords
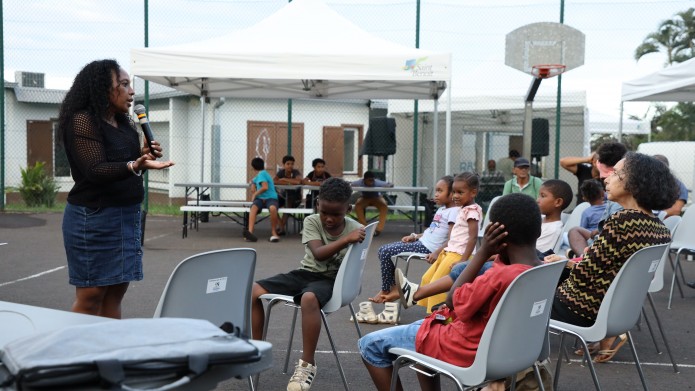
[142,140,164,159]
[133,154,174,171]
[543,254,567,264]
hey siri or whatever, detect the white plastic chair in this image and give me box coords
[553,202,590,254]
[388,261,567,391]
[259,222,377,391]
[478,196,501,239]
[639,216,680,373]
[154,248,271,390]
[667,206,695,308]
[550,244,669,391]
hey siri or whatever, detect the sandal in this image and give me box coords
[574,342,600,356]
[593,334,628,363]
[243,230,258,242]
[351,302,377,324]
[377,302,399,325]
[269,236,280,243]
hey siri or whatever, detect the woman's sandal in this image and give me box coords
[377,302,399,325]
[593,333,628,363]
[574,342,600,356]
[351,301,378,324]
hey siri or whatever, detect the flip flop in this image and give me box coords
[593,334,628,363]
[269,236,280,243]
[574,342,600,356]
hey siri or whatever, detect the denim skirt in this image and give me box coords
[63,202,143,287]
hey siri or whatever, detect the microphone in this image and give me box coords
[133,104,156,159]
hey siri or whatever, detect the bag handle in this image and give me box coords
[97,354,209,391]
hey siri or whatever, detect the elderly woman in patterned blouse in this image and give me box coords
[548,152,678,363]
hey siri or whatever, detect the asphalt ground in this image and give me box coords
[1,211,694,390]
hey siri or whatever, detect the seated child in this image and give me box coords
[358,193,543,391]
[351,171,394,236]
[251,178,365,391]
[415,172,481,313]
[579,179,606,232]
[303,158,332,210]
[397,179,572,310]
[245,157,281,242]
[354,176,458,324]
[273,154,303,235]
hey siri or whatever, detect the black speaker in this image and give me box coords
[532,118,549,157]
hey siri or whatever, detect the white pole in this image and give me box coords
[433,99,439,188]
[617,101,624,142]
[445,79,452,175]
[200,95,206,182]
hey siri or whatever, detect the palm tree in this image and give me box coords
[674,8,695,60]
[634,19,681,64]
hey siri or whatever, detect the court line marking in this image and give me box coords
[305,350,695,369]
[0,266,66,288]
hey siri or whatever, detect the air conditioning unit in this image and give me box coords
[15,71,45,88]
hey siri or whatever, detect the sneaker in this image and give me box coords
[287,359,317,391]
[395,268,418,309]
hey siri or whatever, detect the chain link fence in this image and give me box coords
[3,0,693,210]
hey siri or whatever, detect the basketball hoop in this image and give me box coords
[531,64,566,79]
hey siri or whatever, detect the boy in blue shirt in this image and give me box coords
[245,157,281,242]
[579,179,605,232]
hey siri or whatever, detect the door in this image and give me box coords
[27,120,54,175]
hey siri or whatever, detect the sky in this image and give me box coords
[4,0,693,120]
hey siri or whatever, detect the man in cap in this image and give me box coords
[502,157,543,199]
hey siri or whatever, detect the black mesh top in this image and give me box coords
[63,111,144,208]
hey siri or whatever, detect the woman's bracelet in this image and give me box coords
[127,161,142,176]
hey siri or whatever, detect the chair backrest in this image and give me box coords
[670,206,695,248]
[593,244,668,337]
[649,216,680,293]
[471,261,567,381]
[479,195,501,236]
[154,248,256,336]
[322,222,378,314]
[553,202,590,253]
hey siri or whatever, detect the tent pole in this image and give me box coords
[445,80,452,175]
[433,99,438,189]
[200,87,207,183]
[617,101,624,142]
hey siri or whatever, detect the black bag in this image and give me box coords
[0,318,261,390]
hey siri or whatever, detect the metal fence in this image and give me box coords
[3,0,693,209]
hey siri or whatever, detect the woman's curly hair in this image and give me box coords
[57,59,124,145]
[622,152,679,211]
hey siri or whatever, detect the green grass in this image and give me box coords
[2,201,182,216]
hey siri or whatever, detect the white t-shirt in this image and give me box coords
[418,205,460,252]
[537,220,563,253]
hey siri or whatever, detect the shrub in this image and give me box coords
[18,162,58,207]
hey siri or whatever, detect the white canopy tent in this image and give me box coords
[131,0,452,178]
[622,57,695,102]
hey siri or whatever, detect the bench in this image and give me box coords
[180,205,313,238]
[350,204,427,230]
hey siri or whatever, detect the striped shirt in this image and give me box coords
[556,209,670,323]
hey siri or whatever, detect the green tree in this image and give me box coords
[635,19,682,64]
[634,8,695,143]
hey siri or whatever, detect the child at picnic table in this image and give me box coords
[351,171,393,237]
[244,157,281,243]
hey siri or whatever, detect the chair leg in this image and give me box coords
[247,375,255,391]
[647,293,679,373]
[320,312,350,391]
[533,363,546,391]
[554,332,602,391]
[625,331,650,391]
[348,303,362,338]
[553,333,566,391]
[640,307,661,354]
[283,307,299,374]
[668,252,685,308]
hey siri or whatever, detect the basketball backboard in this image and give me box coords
[505,22,585,76]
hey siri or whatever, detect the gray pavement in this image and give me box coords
[1,211,694,390]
